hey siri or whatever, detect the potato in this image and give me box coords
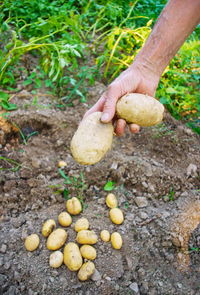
[116,93,164,127]
[46,228,67,250]
[100,230,110,242]
[111,232,123,249]
[58,160,67,168]
[109,208,124,225]
[106,193,118,209]
[64,242,83,271]
[58,212,72,227]
[42,219,56,238]
[49,251,63,268]
[70,112,114,165]
[66,197,82,215]
[80,245,97,260]
[76,230,98,245]
[75,217,89,232]
[24,234,40,251]
[77,261,95,281]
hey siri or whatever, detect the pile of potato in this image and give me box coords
[24,193,124,281]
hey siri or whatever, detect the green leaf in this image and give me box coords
[63,188,70,200]
[104,181,116,191]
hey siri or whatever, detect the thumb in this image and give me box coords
[101,83,122,123]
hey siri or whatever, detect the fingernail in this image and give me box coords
[101,113,109,122]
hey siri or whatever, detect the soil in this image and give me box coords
[0,84,200,295]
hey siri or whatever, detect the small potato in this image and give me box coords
[64,242,83,271]
[116,93,164,127]
[58,160,67,168]
[109,208,124,225]
[100,230,110,242]
[47,228,67,250]
[49,251,63,268]
[66,197,82,215]
[106,193,118,209]
[78,261,95,281]
[42,219,56,237]
[70,112,114,165]
[75,218,89,232]
[111,232,123,250]
[24,234,40,251]
[58,212,72,227]
[76,230,98,245]
[80,245,97,260]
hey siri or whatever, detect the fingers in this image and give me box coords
[129,124,140,133]
[83,96,106,119]
[114,119,126,136]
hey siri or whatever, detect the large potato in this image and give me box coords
[80,245,97,260]
[66,197,82,215]
[109,208,124,225]
[76,230,98,245]
[70,112,114,165]
[46,228,67,250]
[106,193,118,209]
[49,251,64,268]
[58,212,72,227]
[111,232,123,249]
[75,217,89,232]
[116,93,164,127]
[25,234,40,251]
[42,219,56,237]
[77,261,95,281]
[64,242,83,271]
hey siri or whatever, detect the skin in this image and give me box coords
[84,0,200,136]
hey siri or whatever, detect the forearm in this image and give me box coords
[134,0,200,77]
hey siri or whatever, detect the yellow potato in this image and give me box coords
[70,112,114,165]
[77,261,95,281]
[64,242,83,271]
[75,217,89,232]
[111,232,123,249]
[66,197,82,215]
[58,212,72,227]
[46,228,67,250]
[58,160,67,168]
[109,208,124,225]
[24,234,40,251]
[42,219,56,238]
[49,251,63,268]
[80,245,97,260]
[76,230,98,245]
[106,193,118,209]
[100,230,110,242]
[116,93,164,127]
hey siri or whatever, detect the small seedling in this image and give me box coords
[104,181,116,191]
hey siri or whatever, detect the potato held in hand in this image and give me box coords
[116,93,164,127]
[70,112,114,165]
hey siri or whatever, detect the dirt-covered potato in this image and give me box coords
[111,232,123,249]
[100,230,110,242]
[109,208,124,225]
[58,212,72,227]
[66,197,82,215]
[57,160,67,168]
[80,245,97,260]
[49,251,64,268]
[70,112,114,165]
[116,93,164,127]
[46,228,67,250]
[76,230,98,245]
[77,261,95,281]
[24,234,40,251]
[106,193,118,208]
[64,242,83,271]
[74,217,89,232]
[42,219,56,237]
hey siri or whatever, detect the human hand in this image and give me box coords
[83,62,160,136]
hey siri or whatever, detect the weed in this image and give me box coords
[0,91,17,111]
[104,180,116,191]
[163,187,175,202]
[0,156,21,172]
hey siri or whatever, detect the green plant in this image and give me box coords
[104,180,116,191]
[0,156,21,171]
[0,91,17,110]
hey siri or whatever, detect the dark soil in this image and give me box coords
[0,84,200,295]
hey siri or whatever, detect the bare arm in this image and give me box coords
[84,0,200,135]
